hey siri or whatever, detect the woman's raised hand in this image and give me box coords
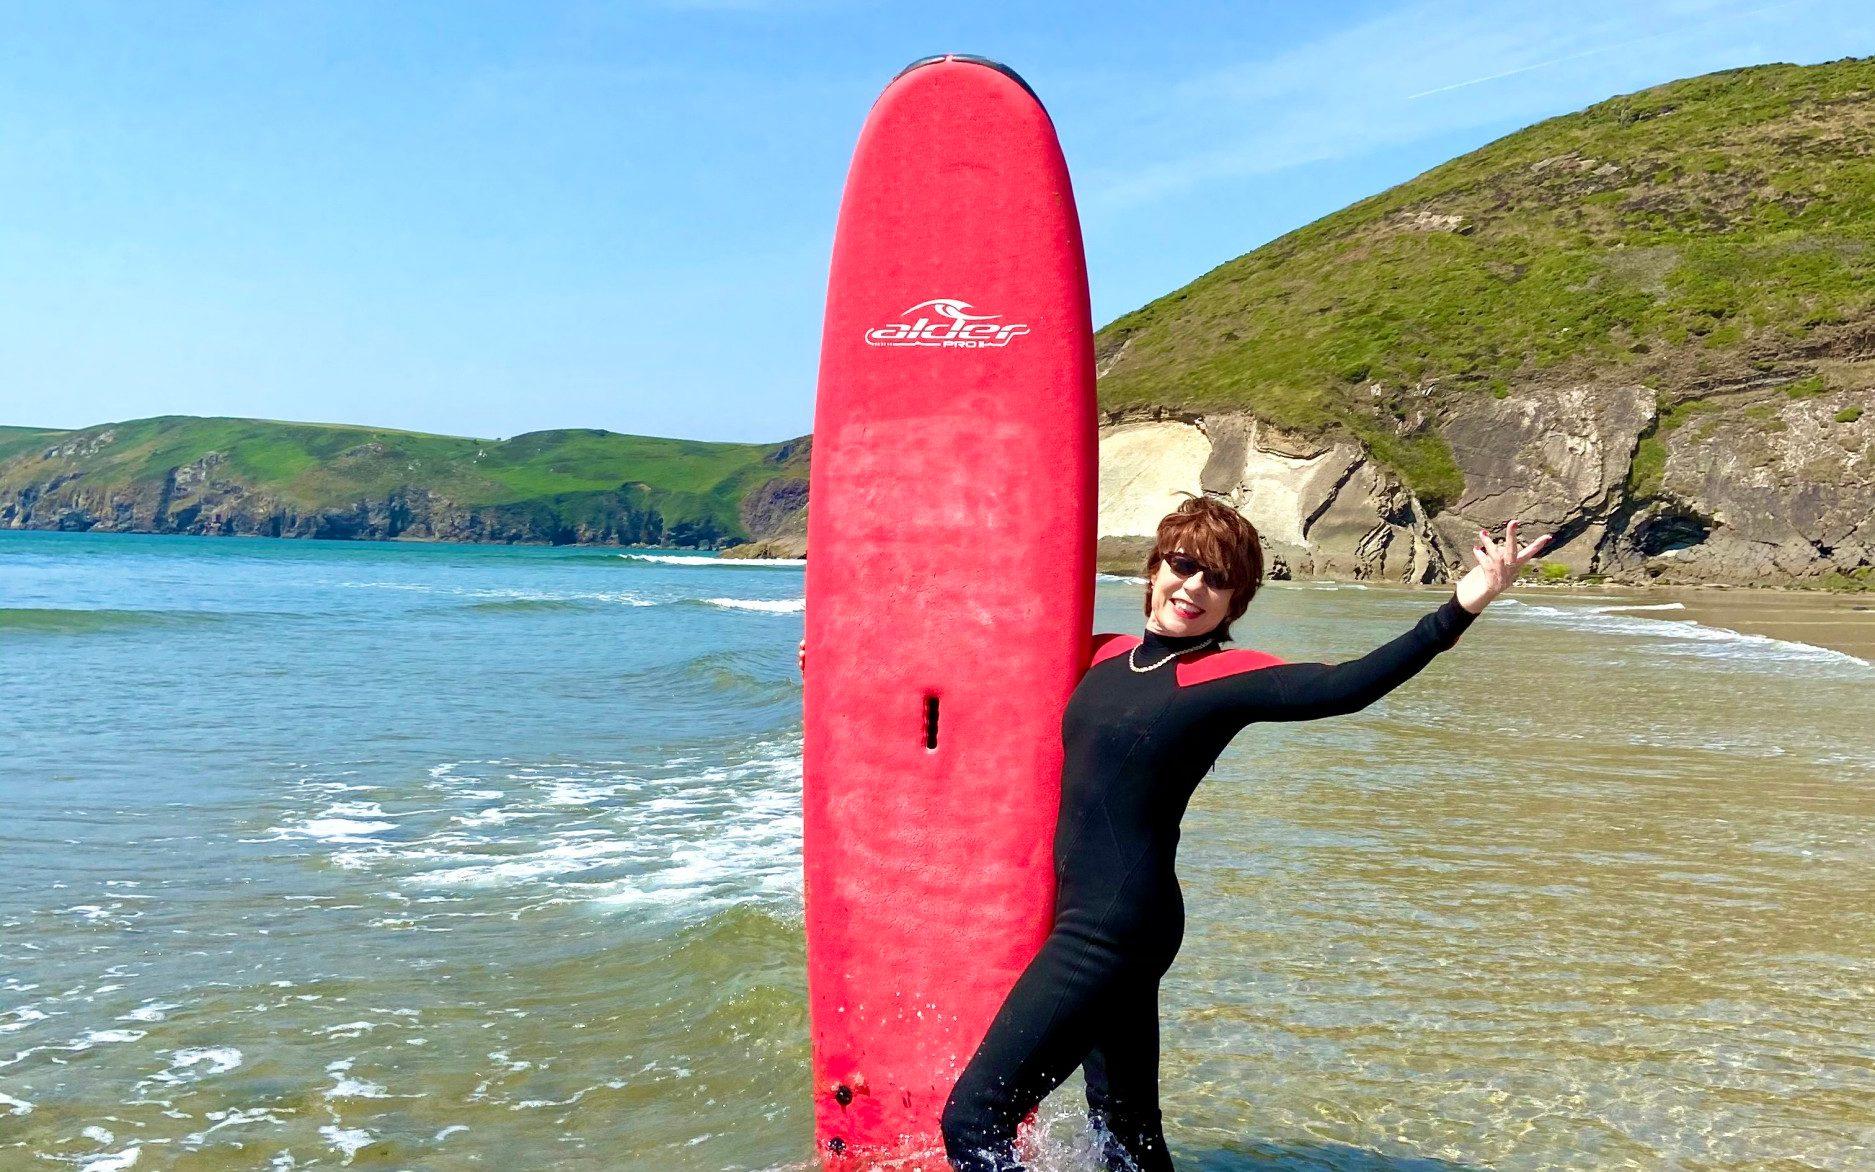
[1455,518,1552,614]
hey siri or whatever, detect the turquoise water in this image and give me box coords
[3,531,1873,1170]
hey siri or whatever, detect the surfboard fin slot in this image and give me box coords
[923,694,940,751]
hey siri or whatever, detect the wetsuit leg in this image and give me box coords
[1082,975,1174,1172]
[941,925,1119,1170]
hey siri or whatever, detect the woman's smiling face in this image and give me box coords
[1146,547,1234,638]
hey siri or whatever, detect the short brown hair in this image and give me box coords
[1143,493,1265,643]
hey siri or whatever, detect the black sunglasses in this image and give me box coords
[1162,551,1234,587]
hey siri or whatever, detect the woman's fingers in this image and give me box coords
[1479,526,1501,565]
[1507,519,1530,564]
[1481,527,1507,589]
[1473,520,1559,594]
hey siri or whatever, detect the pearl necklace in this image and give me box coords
[1128,635,1217,673]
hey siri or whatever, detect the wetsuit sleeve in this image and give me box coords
[1218,592,1477,724]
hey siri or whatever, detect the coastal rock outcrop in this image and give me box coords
[1600,384,1875,585]
[1092,379,1871,589]
[728,435,809,558]
[1096,410,1448,584]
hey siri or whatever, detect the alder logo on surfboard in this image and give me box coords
[864,299,1031,348]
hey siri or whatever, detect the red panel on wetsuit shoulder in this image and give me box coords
[802,55,1095,1169]
[1089,633,1140,668]
[1175,648,1288,686]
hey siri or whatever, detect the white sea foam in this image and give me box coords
[471,588,657,607]
[278,817,398,843]
[591,745,804,911]
[450,807,543,827]
[325,1057,390,1099]
[161,1046,244,1078]
[0,1007,48,1033]
[76,1149,140,1171]
[409,838,636,887]
[320,1124,375,1161]
[542,779,629,805]
[74,1028,144,1047]
[269,800,400,844]
[180,1106,288,1145]
[276,736,806,923]
[0,1090,31,1115]
[72,903,142,926]
[338,582,657,606]
[702,596,806,613]
[118,1002,179,1024]
[619,553,805,567]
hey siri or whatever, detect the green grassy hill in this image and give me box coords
[1096,57,1875,511]
[0,416,810,547]
[0,426,70,464]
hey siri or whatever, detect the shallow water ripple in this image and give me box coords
[4,532,1872,1168]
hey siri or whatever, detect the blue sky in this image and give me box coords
[5,0,1871,443]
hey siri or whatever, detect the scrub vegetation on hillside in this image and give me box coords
[1096,58,1875,510]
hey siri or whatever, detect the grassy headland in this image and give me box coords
[1096,58,1875,514]
[0,416,809,547]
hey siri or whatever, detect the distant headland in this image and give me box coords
[0,417,809,555]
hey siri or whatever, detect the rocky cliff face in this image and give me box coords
[727,369,1871,587]
[1093,374,1873,588]
[723,435,809,558]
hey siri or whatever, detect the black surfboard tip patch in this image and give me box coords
[893,54,1043,107]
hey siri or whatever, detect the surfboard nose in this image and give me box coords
[892,53,1042,104]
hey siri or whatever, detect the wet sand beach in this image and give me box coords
[1511,581,1875,663]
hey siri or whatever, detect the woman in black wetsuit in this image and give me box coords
[931,495,1551,1171]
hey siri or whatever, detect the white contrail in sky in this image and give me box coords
[1405,0,1803,100]
[1406,43,1642,100]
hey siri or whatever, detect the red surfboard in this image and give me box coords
[801,55,1096,1167]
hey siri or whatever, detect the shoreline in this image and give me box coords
[1097,573,1875,664]
[1266,577,1875,664]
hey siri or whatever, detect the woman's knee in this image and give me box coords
[940,1073,1018,1170]
[1089,1103,1173,1172]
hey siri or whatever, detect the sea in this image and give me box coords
[3,530,1872,1170]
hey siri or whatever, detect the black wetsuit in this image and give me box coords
[941,592,1478,1170]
